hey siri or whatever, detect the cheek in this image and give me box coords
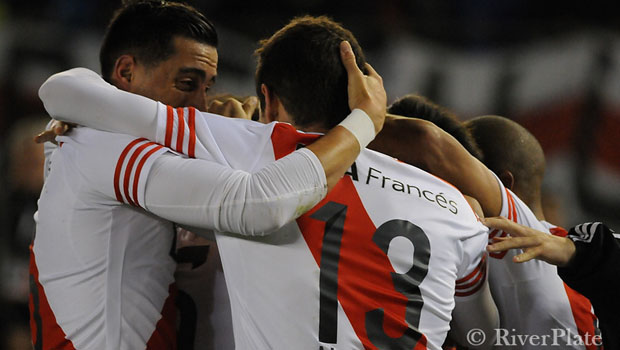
[157,89,188,108]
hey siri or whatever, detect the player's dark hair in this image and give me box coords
[465,115,545,204]
[388,94,484,161]
[254,16,367,130]
[99,0,218,81]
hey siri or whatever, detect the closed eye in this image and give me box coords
[176,78,197,92]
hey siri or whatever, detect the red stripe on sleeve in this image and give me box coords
[456,255,486,285]
[188,107,196,158]
[165,105,174,148]
[455,255,488,297]
[131,144,164,208]
[506,189,517,222]
[176,107,185,153]
[123,142,151,207]
[114,138,147,204]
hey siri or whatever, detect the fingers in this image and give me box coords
[34,130,57,144]
[53,123,68,135]
[487,236,541,253]
[34,120,73,144]
[208,97,253,120]
[242,96,258,119]
[363,62,381,82]
[513,246,544,263]
[483,216,535,238]
[340,41,363,80]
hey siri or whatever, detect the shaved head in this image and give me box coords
[464,115,545,215]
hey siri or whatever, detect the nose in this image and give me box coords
[186,90,208,112]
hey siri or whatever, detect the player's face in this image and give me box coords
[131,36,218,111]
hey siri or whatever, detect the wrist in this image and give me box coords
[337,108,376,149]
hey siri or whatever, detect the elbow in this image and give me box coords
[234,202,297,236]
[38,76,56,115]
[38,72,72,117]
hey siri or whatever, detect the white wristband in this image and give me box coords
[337,108,376,149]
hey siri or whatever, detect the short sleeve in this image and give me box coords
[455,233,488,298]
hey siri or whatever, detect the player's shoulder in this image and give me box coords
[360,147,465,196]
[58,126,141,145]
[54,127,163,171]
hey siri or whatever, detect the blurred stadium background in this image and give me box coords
[0,0,618,348]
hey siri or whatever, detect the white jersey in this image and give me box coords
[33,73,337,350]
[173,228,234,350]
[154,106,490,350]
[488,184,599,349]
[36,68,493,350]
[32,131,175,350]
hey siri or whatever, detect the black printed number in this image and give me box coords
[312,201,430,348]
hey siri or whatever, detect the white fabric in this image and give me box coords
[144,147,326,235]
[487,179,588,350]
[39,68,159,138]
[337,108,376,148]
[215,144,491,350]
[34,125,327,348]
[33,69,340,348]
[34,130,175,349]
[173,229,234,350]
[37,68,494,349]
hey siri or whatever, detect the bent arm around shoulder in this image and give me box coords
[370,116,502,217]
[144,148,326,236]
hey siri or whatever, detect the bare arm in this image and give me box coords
[451,278,499,349]
[369,115,502,217]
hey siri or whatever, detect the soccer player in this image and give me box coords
[465,115,601,349]
[385,94,483,161]
[31,8,386,350]
[39,16,498,350]
[383,94,601,349]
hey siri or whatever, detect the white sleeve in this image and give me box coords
[450,214,498,349]
[144,147,326,235]
[38,68,160,139]
[43,120,57,180]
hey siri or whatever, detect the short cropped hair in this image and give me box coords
[255,16,367,130]
[388,94,484,160]
[99,0,218,81]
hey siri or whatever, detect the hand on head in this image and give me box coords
[339,41,386,135]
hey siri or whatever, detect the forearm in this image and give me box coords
[370,116,502,217]
[451,279,499,349]
[306,125,360,191]
[144,149,326,235]
[38,68,159,139]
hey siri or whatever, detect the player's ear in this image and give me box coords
[110,55,137,90]
[261,83,279,123]
[498,170,515,190]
